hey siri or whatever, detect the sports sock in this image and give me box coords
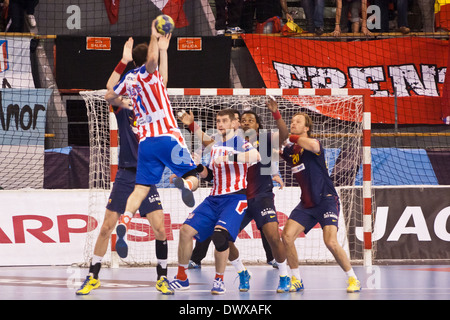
[156,239,168,279]
[291,267,301,280]
[346,268,357,279]
[230,257,246,273]
[277,260,288,277]
[184,179,193,191]
[91,254,103,265]
[89,256,102,280]
[215,273,224,281]
[177,264,188,281]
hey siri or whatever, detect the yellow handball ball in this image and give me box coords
[155,14,175,35]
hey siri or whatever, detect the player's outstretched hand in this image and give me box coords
[158,33,172,51]
[177,110,195,126]
[122,37,134,63]
[266,95,278,113]
[151,19,162,38]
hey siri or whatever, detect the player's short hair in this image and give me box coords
[293,112,313,137]
[241,110,263,129]
[132,43,148,67]
[217,108,237,121]
[233,109,241,122]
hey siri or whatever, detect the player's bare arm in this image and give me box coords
[178,110,215,147]
[267,96,289,147]
[146,19,162,75]
[158,33,171,87]
[291,135,321,154]
[105,91,133,110]
[106,37,134,90]
[214,148,260,165]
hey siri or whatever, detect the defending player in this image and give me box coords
[105,19,199,259]
[227,98,291,293]
[279,111,361,293]
[170,109,260,295]
[76,37,173,295]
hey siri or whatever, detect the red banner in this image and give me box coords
[241,35,448,124]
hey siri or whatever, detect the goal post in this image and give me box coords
[80,88,374,267]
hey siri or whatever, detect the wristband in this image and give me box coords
[228,153,239,162]
[114,61,127,74]
[188,122,200,133]
[272,110,282,120]
[289,135,300,143]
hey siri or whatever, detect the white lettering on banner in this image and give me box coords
[356,206,450,242]
[272,61,445,97]
[66,5,81,30]
[434,207,450,241]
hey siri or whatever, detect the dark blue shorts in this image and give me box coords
[106,168,162,217]
[289,195,340,234]
[184,193,247,242]
[136,135,196,185]
[240,195,278,231]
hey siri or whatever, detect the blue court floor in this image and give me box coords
[0,264,449,302]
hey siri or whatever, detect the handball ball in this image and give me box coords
[155,14,175,35]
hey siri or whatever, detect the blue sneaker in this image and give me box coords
[173,177,195,208]
[188,260,201,269]
[169,277,190,291]
[115,223,128,258]
[276,275,291,293]
[238,269,251,292]
[211,278,226,295]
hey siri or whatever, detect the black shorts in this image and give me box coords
[240,194,278,231]
[106,168,162,216]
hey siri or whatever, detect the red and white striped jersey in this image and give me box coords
[113,66,179,142]
[208,136,254,196]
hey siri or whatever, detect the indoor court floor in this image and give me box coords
[0,264,449,301]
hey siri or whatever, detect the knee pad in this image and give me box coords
[211,228,230,252]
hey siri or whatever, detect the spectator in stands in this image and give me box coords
[417,0,435,32]
[254,0,293,34]
[371,0,410,34]
[333,0,373,36]
[215,0,244,35]
[302,0,325,35]
[6,0,38,32]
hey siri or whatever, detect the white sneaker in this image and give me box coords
[216,29,225,36]
[226,26,244,34]
[27,15,36,28]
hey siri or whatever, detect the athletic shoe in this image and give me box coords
[289,276,304,292]
[347,276,361,293]
[276,275,291,293]
[156,276,174,295]
[173,177,195,208]
[211,278,226,295]
[115,215,131,258]
[225,26,244,34]
[188,260,201,269]
[238,269,251,292]
[169,277,190,291]
[268,260,279,269]
[76,275,100,295]
[216,29,225,36]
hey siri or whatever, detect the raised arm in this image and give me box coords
[157,33,172,87]
[266,96,289,146]
[145,19,162,75]
[106,37,133,90]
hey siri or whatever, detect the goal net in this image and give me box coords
[80,88,373,267]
